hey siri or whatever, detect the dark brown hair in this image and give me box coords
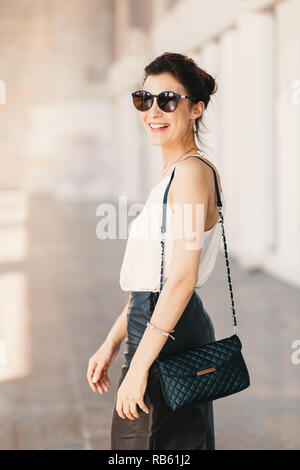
[142,52,218,146]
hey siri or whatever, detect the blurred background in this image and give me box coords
[0,0,299,450]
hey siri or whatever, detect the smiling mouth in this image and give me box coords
[149,123,169,131]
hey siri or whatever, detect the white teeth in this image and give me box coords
[150,124,169,129]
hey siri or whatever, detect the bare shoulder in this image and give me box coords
[173,155,222,193]
[193,155,223,193]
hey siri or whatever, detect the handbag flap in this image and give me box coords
[157,334,243,378]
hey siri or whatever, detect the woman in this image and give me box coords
[87,52,224,450]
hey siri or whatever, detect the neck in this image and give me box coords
[161,141,199,172]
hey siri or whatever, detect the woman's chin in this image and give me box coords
[148,135,171,145]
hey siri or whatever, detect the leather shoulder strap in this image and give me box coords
[161,168,176,233]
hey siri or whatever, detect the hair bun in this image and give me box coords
[199,68,218,97]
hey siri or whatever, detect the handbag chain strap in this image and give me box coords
[159,154,238,335]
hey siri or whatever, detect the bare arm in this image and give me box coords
[129,159,210,373]
[105,294,131,348]
[87,294,131,393]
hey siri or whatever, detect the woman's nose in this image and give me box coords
[148,98,162,115]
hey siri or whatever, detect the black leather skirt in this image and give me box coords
[110,290,216,450]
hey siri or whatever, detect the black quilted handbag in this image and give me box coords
[155,155,250,412]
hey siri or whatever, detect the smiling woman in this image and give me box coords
[87,52,222,450]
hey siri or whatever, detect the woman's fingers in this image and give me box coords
[129,401,140,419]
[88,362,111,394]
[122,402,135,420]
[137,399,149,415]
[116,401,126,419]
[92,363,103,385]
[87,358,112,394]
[96,381,105,394]
[87,360,98,392]
[101,370,111,388]
[96,378,110,394]
[93,364,111,394]
[116,399,149,420]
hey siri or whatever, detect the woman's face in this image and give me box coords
[139,73,201,147]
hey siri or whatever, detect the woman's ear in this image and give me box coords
[193,100,205,120]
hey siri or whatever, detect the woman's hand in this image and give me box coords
[87,340,120,394]
[116,366,150,420]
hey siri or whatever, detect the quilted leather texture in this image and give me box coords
[156,334,250,411]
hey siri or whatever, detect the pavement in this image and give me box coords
[0,194,299,450]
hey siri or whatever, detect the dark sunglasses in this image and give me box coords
[131,90,197,112]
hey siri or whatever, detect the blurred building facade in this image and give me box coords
[0,0,299,287]
[0,0,114,197]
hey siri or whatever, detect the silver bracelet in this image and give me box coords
[146,321,175,341]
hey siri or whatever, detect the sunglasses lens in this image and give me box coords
[158,92,179,112]
[132,91,152,111]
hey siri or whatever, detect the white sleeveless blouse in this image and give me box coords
[119,169,225,292]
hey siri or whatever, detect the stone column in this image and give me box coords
[115,93,144,204]
[235,10,275,268]
[263,0,300,286]
[217,29,242,253]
